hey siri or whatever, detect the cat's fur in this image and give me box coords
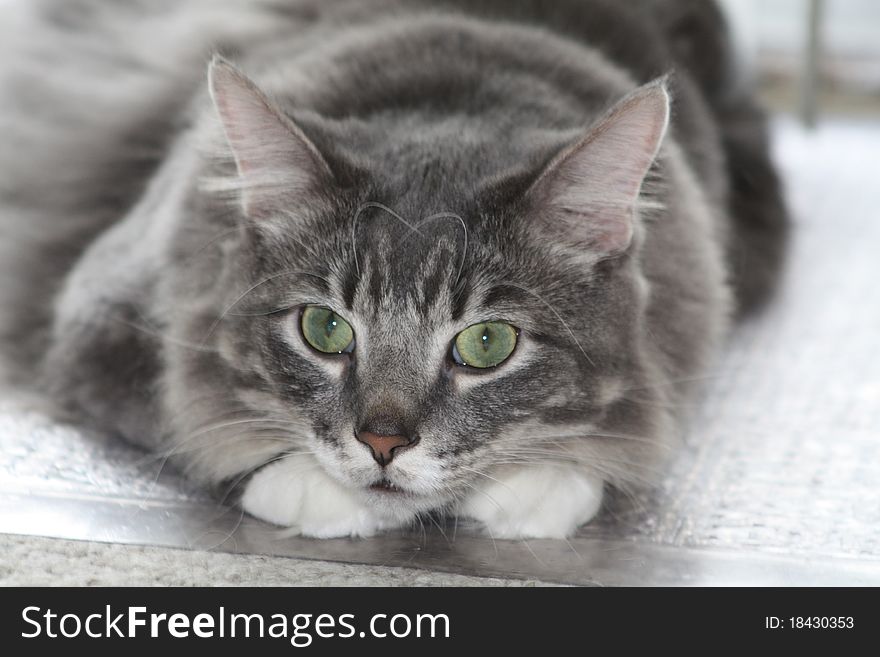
[0,0,787,538]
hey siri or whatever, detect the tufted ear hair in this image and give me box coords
[527,79,670,255]
[208,57,333,220]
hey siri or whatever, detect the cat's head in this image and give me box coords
[171,58,669,524]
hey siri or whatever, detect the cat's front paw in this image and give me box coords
[459,465,603,539]
[241,456,392,538]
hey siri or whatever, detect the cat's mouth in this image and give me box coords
[369,478,406,494]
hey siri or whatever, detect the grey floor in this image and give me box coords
[1,117,878,586]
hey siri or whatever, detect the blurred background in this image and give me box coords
[721,0,880,122]
[0,0,878,123]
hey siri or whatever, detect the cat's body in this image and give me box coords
[0,0,787,538]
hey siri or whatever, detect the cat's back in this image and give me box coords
[0,0,720,243]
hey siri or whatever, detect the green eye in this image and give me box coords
[300,306,355,354]
[452,322,518,369]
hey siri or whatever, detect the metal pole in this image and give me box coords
[800,0,824,128]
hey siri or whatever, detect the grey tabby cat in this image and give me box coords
[0,0,787,538]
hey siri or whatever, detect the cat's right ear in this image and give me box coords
[208,57,333,219]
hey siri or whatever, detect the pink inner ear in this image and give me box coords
[586,209,635,253]
[531,80,670,255]
[208,58,332,218]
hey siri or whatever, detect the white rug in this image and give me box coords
[0,534,550,586]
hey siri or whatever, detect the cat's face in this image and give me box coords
[228,198,635,520]
[179,60,668,523]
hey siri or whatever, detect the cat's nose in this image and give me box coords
[356,431,418,467]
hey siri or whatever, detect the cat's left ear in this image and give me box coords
[208,57,334,219]
[527,79,670,256]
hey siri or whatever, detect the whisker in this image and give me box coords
[192,504,247,552]
[351,201,425,277]
[425,511,451,545]
[218,449,319,506]
[495,282,596,367]
[147,431,299,463]
[395,211,469,286]
[178,226,242,266]
[459,465,517,498]
[621,371,725,393]
[141,412,307,491]
[458,481,500,558]
[199,269,331,345]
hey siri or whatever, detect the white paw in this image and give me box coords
[241,455,391,538]
[459,465,604,539]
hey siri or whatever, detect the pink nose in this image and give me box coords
[356,431,415,466]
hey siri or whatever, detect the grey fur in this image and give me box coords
[0,0,787,533]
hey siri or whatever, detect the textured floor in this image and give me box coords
[1,118,878,586]
[0,534,550,586]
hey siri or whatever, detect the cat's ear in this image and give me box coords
[528,79,669,256]
[208,57,333,219]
